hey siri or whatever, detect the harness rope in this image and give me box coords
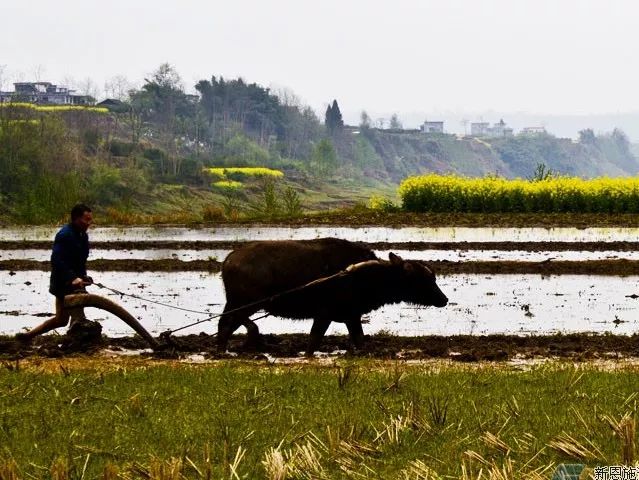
[92,268,352,337]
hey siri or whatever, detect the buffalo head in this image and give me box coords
[388,252,448,307]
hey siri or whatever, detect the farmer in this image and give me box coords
[16,203,94,342]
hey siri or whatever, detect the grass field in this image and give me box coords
[1,358,637,479]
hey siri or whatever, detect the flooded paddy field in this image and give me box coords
[4,224,639,243]
[2,225,639,359]
[1,270,638,338]
[3,246,639,262]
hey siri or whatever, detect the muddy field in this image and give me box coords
[4,257,639,275]
[4,239,639,251]
[2,330,639,362]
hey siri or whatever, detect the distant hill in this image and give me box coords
[344,129,639,181]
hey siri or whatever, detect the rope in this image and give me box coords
[94,283,215,315]
[93,268,351,337]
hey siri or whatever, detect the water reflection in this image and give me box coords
[2,225,639,243]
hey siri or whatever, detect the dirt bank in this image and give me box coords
[4,258,639,275]
[3,240,639,252]
[2,332,639,362]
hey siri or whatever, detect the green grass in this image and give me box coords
[1,359,637,478]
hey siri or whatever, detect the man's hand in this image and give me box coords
[71,277,86,288]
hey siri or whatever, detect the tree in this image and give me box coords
[104,75,134,101]
[389,113,402,130]
[578,129,596,145]
[359,111,371,129]
[324,99,344,133]
[311,138,338,175]
[78,77,99,102]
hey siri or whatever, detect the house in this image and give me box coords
[421,121,444,133]
[520,126,546,136]
[0,82,94,105]
[471,119,513,137]
[96,98,127,112]
[490,119,513,137]
[470,122,490,136]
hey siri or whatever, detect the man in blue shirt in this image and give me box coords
[16,204,94,342]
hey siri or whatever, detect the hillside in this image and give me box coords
[1,65,639,224]
[351,129,639,182]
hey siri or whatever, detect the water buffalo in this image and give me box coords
[218,238,448,355]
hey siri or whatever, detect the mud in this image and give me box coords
[3,240,639,252]
[2,331,639,362]
[4,258,639,275]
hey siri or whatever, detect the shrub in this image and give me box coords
[369,195,399,213]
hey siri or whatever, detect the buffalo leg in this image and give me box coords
[241,318,261,350]
[218,304,263,351]
[345,317,365,350]
[306,318,331,356]
[217,305,246,351]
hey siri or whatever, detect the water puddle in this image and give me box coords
[1,248,637,263]
[3,225,639,243]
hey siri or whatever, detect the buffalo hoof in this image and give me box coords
[242,335,264,352]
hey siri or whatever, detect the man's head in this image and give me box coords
[70,204,93,232]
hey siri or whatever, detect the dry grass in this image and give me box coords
[602,412,636,464]
[547,433,603,460]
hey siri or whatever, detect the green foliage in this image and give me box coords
[221,191,243,220]
[0,114,89,222]
[81,128,100,154]
[311,138,338,176]
[13,172,84,224]
[324,99,344,134]
[389,113,402,130]
[223,134,271,166]
[252,179,279,217]
[354,135,384,171]
[109,139,136,157]
[87,164,124,204]
[529,162,556,182]
[195,75,285,141]
[281,186,302,216]
[369,195,399,212]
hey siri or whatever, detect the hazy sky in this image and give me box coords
[2,0,638,124]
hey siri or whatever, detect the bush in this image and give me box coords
[369,195,399,213]
[201,205,225,222]
[109,140,136,157]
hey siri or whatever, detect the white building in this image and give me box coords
[0,82,94,105]
[520,126,547,136]
[470,122,490,136]
[471,119,513,138]
[421,121,444,133]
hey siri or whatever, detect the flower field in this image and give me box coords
[399,174,639,213]
[205,166,284,180]
[0,102,108,113]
